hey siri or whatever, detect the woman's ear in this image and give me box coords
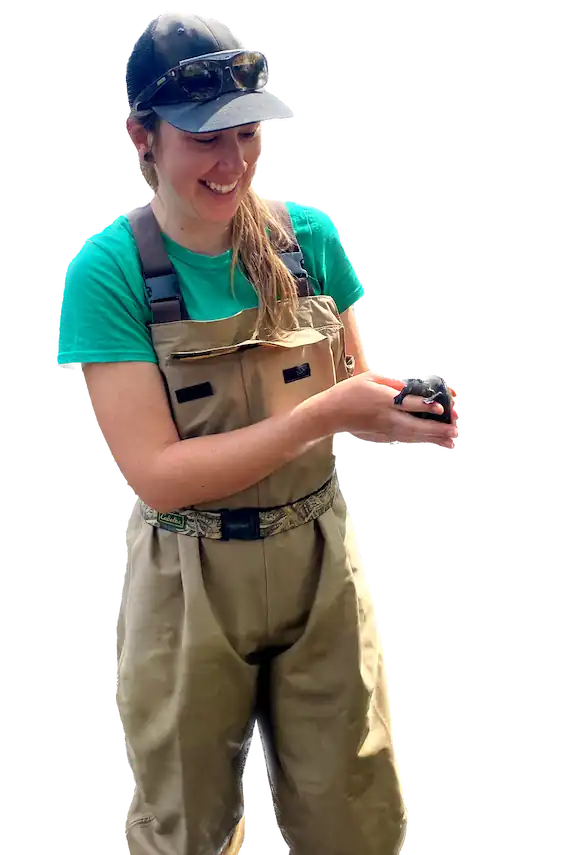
[126,116,150,158]
[123,116,133,143]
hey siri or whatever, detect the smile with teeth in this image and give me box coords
[202,178,240,195]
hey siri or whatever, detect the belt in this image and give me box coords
[140,472,338,541]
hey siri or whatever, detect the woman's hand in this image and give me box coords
[322,372,459,448]
[448,386,462,451]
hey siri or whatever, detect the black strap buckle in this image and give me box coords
[220,508,261,541]
[144,273,180,302]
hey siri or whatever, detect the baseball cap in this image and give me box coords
[126,13,294,133]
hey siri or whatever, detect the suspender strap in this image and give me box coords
[266,200,315,297]
[127,204,189,323]
[127,200,314,325]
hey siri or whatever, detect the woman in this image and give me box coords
[58,12,458,855]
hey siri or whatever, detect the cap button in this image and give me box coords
[177,27,185,34]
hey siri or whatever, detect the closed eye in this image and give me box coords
[192,131,257,145]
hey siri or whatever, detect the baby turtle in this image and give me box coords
[393,375,453,424]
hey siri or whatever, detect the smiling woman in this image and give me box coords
[193,124,260,198]
[127,75,300,339]
[127,118,263,238]
[135,110,263,200]
[57,9,458,855]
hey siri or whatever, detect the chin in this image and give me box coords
[196,187,247,223]
[198,205,240,226]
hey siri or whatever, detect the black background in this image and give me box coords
[43,2,555,855]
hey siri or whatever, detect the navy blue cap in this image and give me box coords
[126,13,293,132]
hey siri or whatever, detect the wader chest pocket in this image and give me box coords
[170,343,262,361]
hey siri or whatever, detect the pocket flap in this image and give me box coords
[170,326,328,361]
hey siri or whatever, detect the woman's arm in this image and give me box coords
[83,361,335,513]
[341,306,369,374]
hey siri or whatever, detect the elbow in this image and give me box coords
[134,488,182,515]
[125,446,186,513]
[134,479,180,514]
[128,480,157,511]
[146,496,186,514]
[125,467,175,514]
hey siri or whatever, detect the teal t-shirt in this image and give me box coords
[57,201,364,366]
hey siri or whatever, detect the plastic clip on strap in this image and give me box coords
[266,200,314,297]
[127,204,189,323]
[127,201,314,324]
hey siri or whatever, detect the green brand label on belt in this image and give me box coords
[157,512,186,530]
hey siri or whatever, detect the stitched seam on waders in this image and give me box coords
[126,814,155,832]
[261,526,270,641]
[314,322,342,333]
[117,511,146,679]
[238,349,259,508]
[238,348,268,638]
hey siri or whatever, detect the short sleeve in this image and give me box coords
[57,239,157,366]
[303,207,365,314]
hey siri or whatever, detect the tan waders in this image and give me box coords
[116,203,407,855]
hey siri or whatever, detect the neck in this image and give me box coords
[150,195,233,256]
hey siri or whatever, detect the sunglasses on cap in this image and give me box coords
[134,49,269,112]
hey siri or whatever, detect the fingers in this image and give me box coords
[394,395,462,442]
[393,392,445,416]
[364,433,456,447]
[391,408,458,445]
[369,374,407,392]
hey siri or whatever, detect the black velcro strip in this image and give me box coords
[283,363,311,384]
[175,382,214,404]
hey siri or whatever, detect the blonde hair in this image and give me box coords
[133,115,300,339]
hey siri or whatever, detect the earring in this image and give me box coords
[143,151,154,163]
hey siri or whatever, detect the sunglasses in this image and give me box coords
[134,49,269,112]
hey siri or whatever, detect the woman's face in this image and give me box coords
[151,120,262,224]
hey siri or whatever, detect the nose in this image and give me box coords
[215,134,248,174]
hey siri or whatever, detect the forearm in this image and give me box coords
[145,392,336,512]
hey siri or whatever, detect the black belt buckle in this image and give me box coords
[220,507,262,541]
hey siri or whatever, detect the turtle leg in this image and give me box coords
[423,394,438,404]
[392,390,409,406]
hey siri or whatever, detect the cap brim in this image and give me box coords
[152,89,293,133]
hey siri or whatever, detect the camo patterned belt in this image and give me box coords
[140,472,339,541]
